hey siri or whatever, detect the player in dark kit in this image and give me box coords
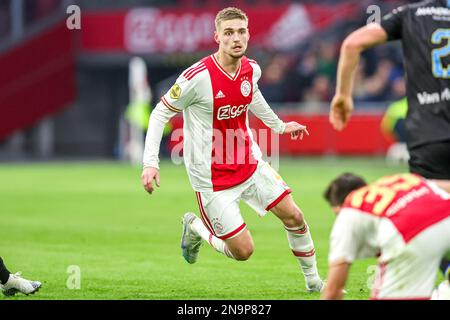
[329,0,450,277]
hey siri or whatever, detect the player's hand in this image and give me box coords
[283,121,310,140]
[330,94,354,131]
[141,167,160,195]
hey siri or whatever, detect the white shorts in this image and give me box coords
[195,161,291,240]
[371,217,450,299]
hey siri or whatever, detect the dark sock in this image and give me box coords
[440,258,450,280]
[0,257,11,284]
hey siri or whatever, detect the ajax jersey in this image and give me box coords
[341,173,450,244]
[329,173,450,298]
[153,55,281,192]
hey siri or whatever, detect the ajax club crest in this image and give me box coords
[240,80,251,97]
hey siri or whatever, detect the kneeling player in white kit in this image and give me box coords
[322,173,450,300]
[141,7,323,292]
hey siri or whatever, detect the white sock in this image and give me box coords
[191,216,235,259]
[285,223,320,282]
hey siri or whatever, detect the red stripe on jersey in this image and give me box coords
[203,55,258,191]
[292,249,315,257]
[183,63,205,79]
[186,66,206,80]
[219,223,247,240]
[248,59,258,65]
[182,63,202,77]
[266,189,292,211]
[161,96,182,113]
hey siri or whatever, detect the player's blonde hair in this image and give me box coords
[215,7,248,30]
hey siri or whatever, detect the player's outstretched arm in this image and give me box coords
[141,166,160,194]
[330,23,388,131]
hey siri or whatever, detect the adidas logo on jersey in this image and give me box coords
[215,90,226,99]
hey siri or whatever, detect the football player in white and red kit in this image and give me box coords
[322,173,450,300]
[141,7,323,292]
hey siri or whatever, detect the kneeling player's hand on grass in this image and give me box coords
[330,94,354,131]
[141,167,160,194]
[283,121,309,140]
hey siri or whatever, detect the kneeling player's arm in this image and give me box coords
[321,262,351,300]
[250,90,286,134]
[143,102,177,169]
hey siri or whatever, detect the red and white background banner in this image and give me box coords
[80,3,357,54]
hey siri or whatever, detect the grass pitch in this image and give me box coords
[0,157,409,300]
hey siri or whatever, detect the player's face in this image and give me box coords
[215,19,249,59]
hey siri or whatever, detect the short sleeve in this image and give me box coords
[379,5,408,41]
[160,70,198,113]
[329,208,379,265]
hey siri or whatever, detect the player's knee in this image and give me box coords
[232,244,254,261]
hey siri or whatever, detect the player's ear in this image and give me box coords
[214,31,220,44]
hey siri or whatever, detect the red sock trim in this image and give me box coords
[292,249,315,257]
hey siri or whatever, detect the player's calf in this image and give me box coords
[270,195,323,291]
[270,195,305,228]
[282,210,305,229]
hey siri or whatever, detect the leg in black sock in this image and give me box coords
[0,257,11,284]
[440,258,450,280]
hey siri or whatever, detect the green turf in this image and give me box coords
[0,157,414,299]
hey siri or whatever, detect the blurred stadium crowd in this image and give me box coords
[254,39,405,105]
[0,0,406,106]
